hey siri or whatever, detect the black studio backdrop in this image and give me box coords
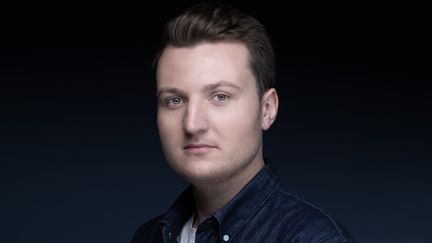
[1,2,431,243]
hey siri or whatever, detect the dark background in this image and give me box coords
[1,1,431,243]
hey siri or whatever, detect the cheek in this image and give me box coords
[157,112,178,142]
[213,101,261,139]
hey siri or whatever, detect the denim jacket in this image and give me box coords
[131,162,353,243]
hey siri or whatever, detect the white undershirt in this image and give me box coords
[178,214,196,243]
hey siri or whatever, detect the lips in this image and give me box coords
[184,143,217,154]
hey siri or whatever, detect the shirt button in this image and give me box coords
[223,234,230,241]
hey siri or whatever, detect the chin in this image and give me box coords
[170,159,229,185]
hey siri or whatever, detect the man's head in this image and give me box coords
[155,4,278,185]
[154,4,275,97]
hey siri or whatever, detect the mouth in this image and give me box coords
[183,143,217,154]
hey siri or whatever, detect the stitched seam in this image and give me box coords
[229,182,281,241]
[279,187,348,242]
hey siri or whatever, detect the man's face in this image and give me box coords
[156,42,266,185]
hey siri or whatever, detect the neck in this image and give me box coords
[191,157,265,228]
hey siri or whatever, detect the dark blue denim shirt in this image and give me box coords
[131,162,353,243]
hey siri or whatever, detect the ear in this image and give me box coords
[261,88,279,130]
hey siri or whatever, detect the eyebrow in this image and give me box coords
[156,80,241,97]
[156,87,185,98]
[203,80,241,92]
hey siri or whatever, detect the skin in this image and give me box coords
[156,41,278,227]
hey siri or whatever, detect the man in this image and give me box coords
[132,3,353,243]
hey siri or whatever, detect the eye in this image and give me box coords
[215,94,228,101]
[164,96,185,108]
[211,93,230,104]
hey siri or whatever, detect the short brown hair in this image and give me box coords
[154,3,275,96]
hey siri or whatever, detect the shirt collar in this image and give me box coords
[213,161,280,240]
[160,160,280,240]
[160,186,195,236]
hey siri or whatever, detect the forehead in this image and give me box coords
[156,42,255,90]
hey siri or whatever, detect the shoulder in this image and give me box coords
[269,186,354,242]
[130,215,164,243]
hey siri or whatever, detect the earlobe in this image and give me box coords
[261,88,279,130]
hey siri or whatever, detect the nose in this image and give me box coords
[183,100,209,135]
